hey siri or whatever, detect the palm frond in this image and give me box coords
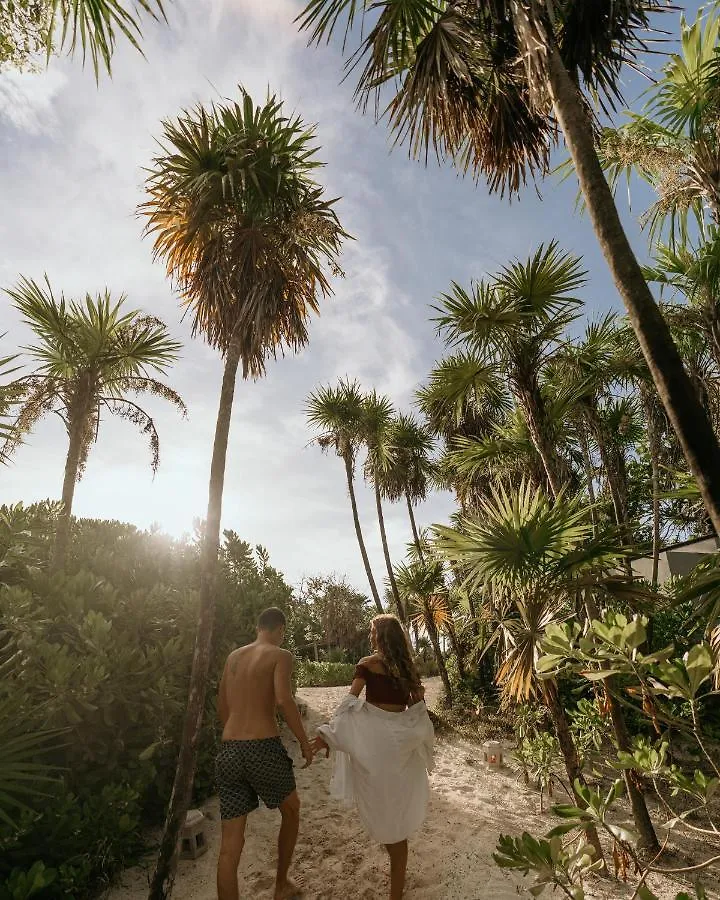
[141,88,348,375]
[50,0,168,78]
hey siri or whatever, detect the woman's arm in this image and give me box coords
[313,670,366,755]
[349,676,365,698]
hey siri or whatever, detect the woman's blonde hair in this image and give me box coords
[372,614,421,689]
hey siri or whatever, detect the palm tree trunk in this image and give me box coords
[606,683,660,855]
[345,454,383,613]
[375,480,405,620]
[582,593,659,854]
[446,617,466,681]
[406,493,424,560]
[426,611,452,706]
[546,44,720,537]
[642,392,662,591]
[52,391,91,571]
[149,337,242,900]
[518,386,565,497]
[579,427,599,534]
[541,681,606,871]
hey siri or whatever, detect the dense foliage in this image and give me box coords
[0,505,293,899]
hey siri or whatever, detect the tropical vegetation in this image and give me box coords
[139,86,347,897]
[2,279,185,570]
[5,2,720,899]
[0,0,169,75]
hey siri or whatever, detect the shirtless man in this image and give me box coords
[216,607,313,900]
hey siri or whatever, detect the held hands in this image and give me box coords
[300,740,314,768]
[311,735,330,759]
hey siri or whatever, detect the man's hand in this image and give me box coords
[300,740,314,768]
[311,735,330,758]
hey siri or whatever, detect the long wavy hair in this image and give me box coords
[372,614,421,689]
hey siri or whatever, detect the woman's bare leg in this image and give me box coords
[384,840,408,900]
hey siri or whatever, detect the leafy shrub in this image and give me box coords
[0,510,294,898]
[296,660,356,687]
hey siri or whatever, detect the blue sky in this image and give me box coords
[0,0,704,593]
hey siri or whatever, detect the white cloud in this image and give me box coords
[0,67,66,134]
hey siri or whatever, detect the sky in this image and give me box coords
[0,0,704,594]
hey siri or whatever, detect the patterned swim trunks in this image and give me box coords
[215,736,296,820]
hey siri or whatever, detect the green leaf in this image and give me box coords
[685,643,713,697]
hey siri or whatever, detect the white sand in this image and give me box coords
[105,680,704,900]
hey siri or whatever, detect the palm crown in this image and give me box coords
[306,378,365,465]
[5,277,185,472]
[434,482,623,701]
[142,89,347,377]
[598,7,720,243]
[298,0,668,194]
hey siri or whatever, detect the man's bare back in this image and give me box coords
[216,608,311,900]
[221,641,290,741]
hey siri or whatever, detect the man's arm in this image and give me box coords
[218,660,230,727]
[274,651,313,767]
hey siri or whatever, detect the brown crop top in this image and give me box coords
[354,663,411,706]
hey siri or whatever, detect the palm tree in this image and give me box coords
[298,0,720,538]
[434,482,659,856]
[416,352,511,442]
[394,558,453,705]
[141,89,346,898]
[0,0,168,76]
[434,243,583,498]
[548,315,638,541]
[416,352,514,513]
[3,277,184,569]
[306,379,383,613]
[385,413,435,560]
[597,7,720,244]
[643,230,720,375]
[360,391,405,620]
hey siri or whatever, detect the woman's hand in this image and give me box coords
[312,735,330,758]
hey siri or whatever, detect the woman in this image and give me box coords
[312,615,434,900]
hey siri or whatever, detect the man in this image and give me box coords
[216,607,313,900]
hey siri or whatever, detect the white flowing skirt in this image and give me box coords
[317,694,434,845]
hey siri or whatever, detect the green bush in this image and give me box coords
[296,660,356,687]
[0,509,294,898]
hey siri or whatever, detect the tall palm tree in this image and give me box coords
[394,558,453,705]
[141,89,347,899]
[385,413,435,560]
[298,0,720,538]
[306,379,383,613]
[434,243,583,497]
[3,277,184,569]
[361,391,405,620]
[434,482,659,856]
[548,315,638,541]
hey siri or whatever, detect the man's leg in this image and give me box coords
[275,790,301,899]
[385,840,408,900]
[217,816,247,900]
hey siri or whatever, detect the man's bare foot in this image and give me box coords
[274,877,304,899]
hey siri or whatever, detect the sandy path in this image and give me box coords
[106,681,697,900]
